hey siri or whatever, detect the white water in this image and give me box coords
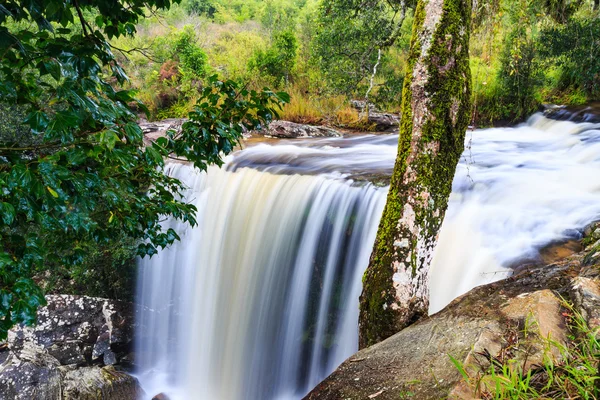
[135,165,387,399]
[136,114,600,399]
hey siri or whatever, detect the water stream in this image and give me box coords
[135,114,600,399]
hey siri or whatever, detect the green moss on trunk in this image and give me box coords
[359,0,473,348]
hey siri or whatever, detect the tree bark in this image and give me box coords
[359,0,472,349]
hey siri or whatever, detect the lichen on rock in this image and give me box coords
[0,295,139,399]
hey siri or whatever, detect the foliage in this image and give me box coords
[259,0,303,32]
[543,0,584,23]
[0,0,288,339]
[497,12,543,122]
[452,302,600,399]
[539,16,600,99]
[175,26,209,79]
[311,0,415,96]
[38,233,138,301]
[249,30,298,87]
[183,0,217,18]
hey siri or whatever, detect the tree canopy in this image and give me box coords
[0,0,288,339]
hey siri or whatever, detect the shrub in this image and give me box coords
[539,17,600,99]
[176,26,210,79]
[249,30,298,87]
[159,60,181,82]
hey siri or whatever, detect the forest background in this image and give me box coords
[115,0,600,127]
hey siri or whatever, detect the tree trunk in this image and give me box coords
[359,0,472,349]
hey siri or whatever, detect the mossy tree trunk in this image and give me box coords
[359,0,472,348]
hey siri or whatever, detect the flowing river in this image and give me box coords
[135,114,600,399]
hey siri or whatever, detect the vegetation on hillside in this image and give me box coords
[108,0,600,126]
[452,301,600,399]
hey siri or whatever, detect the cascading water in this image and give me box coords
[430,114,600,312]
[136,113,600,399]
[135,162,387,400]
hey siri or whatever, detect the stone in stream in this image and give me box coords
[366,112,400,132]
[260,120,342,139]
[0,295,142,399]
[152,393,171,400]
[350,100,400,131]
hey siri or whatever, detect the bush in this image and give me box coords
[539,17,600,99]
[176,26,210,79]
[249,30,298,87]
[183,0,217,18]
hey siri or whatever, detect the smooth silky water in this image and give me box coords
[135,114,600,399]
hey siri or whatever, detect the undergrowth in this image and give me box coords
[451,301,600,399]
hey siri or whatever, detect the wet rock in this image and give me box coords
[539,239,581,265]
[543,103,600,124]
[152,393,171,400]
[261,120,342,139]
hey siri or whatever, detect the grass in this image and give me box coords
[452,301,600,399]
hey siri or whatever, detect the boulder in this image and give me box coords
[62,366,143,400]
[0,356,62,400]
[350,100,378,112]
[261,120,342,139]
[367,112,400,132]
[7,295,134,367]
[305,252,588,399]
[139,118,186,144]
[0,295,140,399]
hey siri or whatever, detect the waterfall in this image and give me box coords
[136,113,600,399]
[135,164,387,400]
[429,114,600,312]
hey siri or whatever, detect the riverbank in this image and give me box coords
[305,222,600,400]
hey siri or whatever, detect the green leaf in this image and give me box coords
[123,122,143,142]
[46,187,59,198]
[43,59,62,81]
[0,202,15,225]
[24,110,49,133]
[449,355,470,384]
[46,110,81,135]
[99,129,120,150]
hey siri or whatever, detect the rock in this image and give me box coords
[260,120,342,139]
[350,100,378,112]
[152,393,171,400]
[543,103,600,124]
[0,362,143,400]
[367,112,400,132]
[0,356,62,400]
[7,295,134,367]
[62,366,144,400]
[570,273,600,331]
[139,118,186,144]
[305,256,581,400]
[0,295,138,399]
[349,100,400,131]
